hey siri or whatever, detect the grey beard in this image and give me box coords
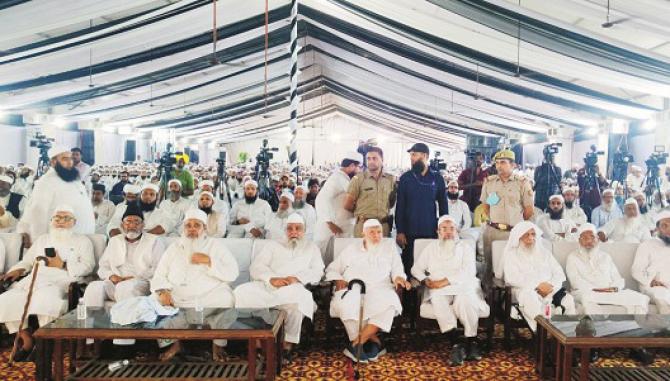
[276,210,290,219]
[293,200,305,209]
[287,237,302,249]
[579,245,598,255]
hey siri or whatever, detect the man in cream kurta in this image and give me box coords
[0,205,95,361]
[234,213,324,351]
[411,216,489,365]
[293,185,316,241]
[91,184,116,235]
[536,195,577,242]
[197,191,227,238]
[159,179,192,236]
[561,187,587,227]
[107,183,175,237]
[151,209,239,361]
[227,180,272,238]
[501,221,575,332]
[598,198,651,244]
[264,191,295,240]
[632,210,670,314]
[567,223,649,315]
[326,219,411,363]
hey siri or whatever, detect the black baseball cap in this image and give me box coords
[407,143,429,155]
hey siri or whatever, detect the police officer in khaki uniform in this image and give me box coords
[480,149,534,283]
[344,146,397,237]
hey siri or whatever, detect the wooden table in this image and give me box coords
[33,307,285,381]
[535,314,670,381]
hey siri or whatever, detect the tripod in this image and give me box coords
[580,164,603,220]
[216,154,232,209]
[36,147,51,178]
[642,164,664,209]
[535,160,562,211]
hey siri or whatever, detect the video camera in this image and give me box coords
[429,151,447,171]
[159,143,177,168]
[646,147,668,167]
[29,132,54,150]
[584,145,605,168]
[256,139,278,168]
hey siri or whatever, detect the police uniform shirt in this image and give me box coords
[347,170,396,219]
[480,174,533,226]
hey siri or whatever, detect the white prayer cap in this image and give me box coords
[52,204,74,216]
[602,189,615,196]
[447,180,459,187]
[562,186,577,195]
[576,223,597,237]
[184,208,208,225]
[295,184,308,192]
[123,184,141,194]
[200,180,214,188]
[0,175,13,184]
[49,144,70,158]
[342,151,362,163]
[437,215,457,227]
[279,191,294,202]
[654,210,670,224]
[199,190,214,200]
[549,194,564,203]
[286,213,305,225]
[363,219,381,229]
[141,183,159,193]
[244,179,258,188]
[624,197,637,206]
[168,179,182,188]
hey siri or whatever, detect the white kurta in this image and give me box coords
[447,199,472,230]
[159,197,192,236]
[106,204,176,236]
[536,215,576,242]
[234,239,324,343]
[294,204,317,240]
[590,204,623,228]
[93,200,116,235]
[0,239,5,273]
[563,205,587,226]
[566,248,648,314]
[264,210,293,240]
[599,217,651,243]
[314,170,355,252]
[0,232,95,332]
[326,239,405,338]
[16,170,95,240]
[0,194,26,232]
[150,236,239,308]
[410,240,489,336]
[632,238,670,314]
[227,198,272,238]
[84,233,165,308]
[11,177,33,198]
[205,210,228,238]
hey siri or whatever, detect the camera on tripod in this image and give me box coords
[256,139,278,168]
[159,143,177,168]
[429,151,447,171]
[584,145,605,168]
[646,147,668,167]
[29,132,54,150]
[542,143,562,162]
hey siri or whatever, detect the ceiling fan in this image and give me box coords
[601,0,631,28]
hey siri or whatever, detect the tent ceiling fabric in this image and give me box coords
[0,0,667,148]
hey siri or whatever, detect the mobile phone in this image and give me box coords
[44,247,56,258]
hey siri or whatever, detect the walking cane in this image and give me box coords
[346,279,366,380]
[9,257,47,365]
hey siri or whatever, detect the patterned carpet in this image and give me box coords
[1,319,669,380]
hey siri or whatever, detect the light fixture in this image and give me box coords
[643,119,657,131]
[519,134,529,144]
[118,126,134,135]
[331,133,341,142]
[53,117,67,128]
[586,127,599,136]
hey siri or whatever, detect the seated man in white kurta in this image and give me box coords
[197,191,228,238]
[536,195,577,242]
[597,198,651,244]
[293,185,316,241]
[326,219,411,363]
[151,209,239,361]
[227,180,272,238]
[0,205,95,361]
[411,215,489,366]
[501,221,575,332]
[632,210,670,314]
[264,191,295,240]
[234,213,324,354]
[107,183,175,237]
[159,179,192,237]
[566,223,649,315]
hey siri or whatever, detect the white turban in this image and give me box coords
[52,204,74,216]
[49,144,70,158]
[447,180,459,187]
[0,175,13,184]
[343,151,362,163]
[123,184,141,194]
[576,223,597,238]
[438,215,457,227]
[279,191,294,203]
[602,189,615,196]
[654,210,670,224]
[286,213,304,225]
[244,180,258,188]
[624,197,637,206]
[549,194,564,203]
[200,180,214,189]
[168,179,182,188]
[497,221,543,280]
[363,219,381,229]
[184,209,208,225]
[142,183,160,193]
[199,191,214,202]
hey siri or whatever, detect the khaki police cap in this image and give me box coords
[494,149,515,162]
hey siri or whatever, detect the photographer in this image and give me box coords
[457,152,487,212]
[533,144,562,211]
[170,158,194,197]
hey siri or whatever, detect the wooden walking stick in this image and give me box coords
[9,257,47,365]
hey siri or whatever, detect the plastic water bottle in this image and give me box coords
[108,359,129,372]
[542,300,552,319]
[194,298,204,325]
[77,298,87,320]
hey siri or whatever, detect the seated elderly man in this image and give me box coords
[632,210,670,314]
[536,195,577,242]
[326,219,411,363]
[265,191,295,240]
[293,185,316,240]
[151,209,239,361]
[597,198,651,243]
[197,191,227,238]
[227,180,272,238]
[633,192,656,233]
[591,189,623,228]
[234,213,324,353]
[562,187,587,226]
[567,223,649,314]
[0,174,26,233]
[0,205,95,361]
[501,221,575,332]
[91,184,116,235]
[159,179,192,236]
[411,216,489,366]
[108,183,175,237]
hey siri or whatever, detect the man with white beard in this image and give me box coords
[198,191,227,238]
[0,205,95,361]
[632,210,670,314]
[567,223,649,315]
[91,184,116,235]
[536,195,577,241]
[107,183,175,237]
[411,216,489,366]
[265,191,295,240]
[234,213,324,354]
[151,209,239,361]
[159,179,192,236]
[314,153,360,257]
[227,180,272,238]
[293,185,316,240]
[501,222,575,332]
[597,198,651,243]
[633,192,656,233]
[326,219,411,363]
[17,145,95,248]
[590,189,623,228]
[561,187,587,226]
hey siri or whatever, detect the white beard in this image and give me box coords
[179,234,206,254]
[364,240,381,252]
[125,230,142,240]
[286,237,304,250]
[438,239,456,252]
[601,202,613,212]
[49,227,73,242]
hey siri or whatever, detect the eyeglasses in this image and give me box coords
[52,215,74,222]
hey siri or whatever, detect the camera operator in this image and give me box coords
[533,144,562,211]
[170,158,194,197]
[457,152,488,212]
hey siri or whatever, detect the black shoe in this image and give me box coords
[465,340,482,361]
[449,344,466,366]
[11,347,33,362]
[629,348,655,366]
[363,341,387,362]
[343,344,368,363]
